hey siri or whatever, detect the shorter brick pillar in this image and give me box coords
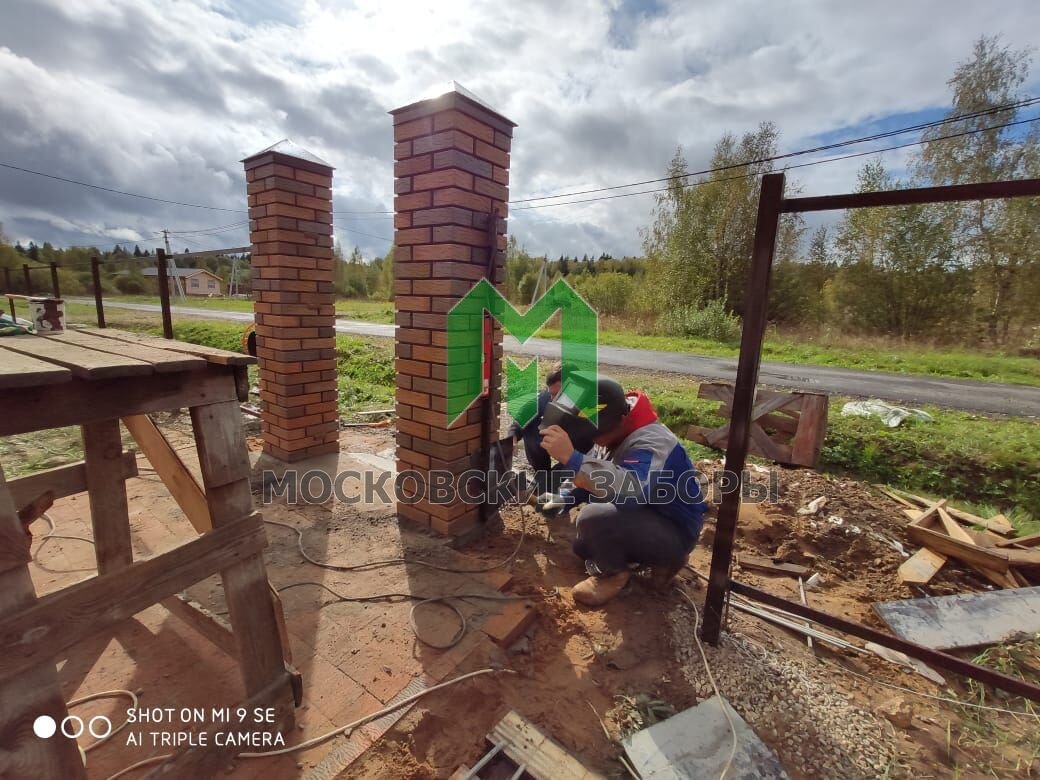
[391,84,514,537]
[243,140,339,462]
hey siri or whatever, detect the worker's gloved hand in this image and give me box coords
[534,492,570,519]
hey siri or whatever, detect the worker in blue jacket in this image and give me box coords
[535,376,708,606]
[508,363,563,493]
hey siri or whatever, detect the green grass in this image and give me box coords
[613,370,1040,528]
[77,294,395,323]
[536,326,1040,387]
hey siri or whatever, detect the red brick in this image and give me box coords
[397,388,430,407]
[493,131,512,152]
[395,227,431,246]
[413,129,475,155]
[394,141,412,160]
[394,155,432,177]
[430,507,481,538]
[394,116,433,141]
[393,279,412,296]
[412,244,471,262]
[397,418,430,438]
[411,279,475,296]
[266,202,316,220]
[432,225,487,246]
[474,176,508,201]
[256,189,298,206]
[396,448,430,470]
[394,212,412,229]
[410,206,473,228]
[474,140,509,168]
[395,261,432,279]
[294,169,333,188]
[432,110,495,144]
[432,149,492,179]
[492,166,509,186]
[397,296,431,312]
[396,358,431,377]
[413,169,473,192]
[481,601,537,646]
[395,191,433,211]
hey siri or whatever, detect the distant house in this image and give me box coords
[142,267,223,296]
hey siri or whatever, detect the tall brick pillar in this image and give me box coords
[390,84,515,537]
[243,140,339,462]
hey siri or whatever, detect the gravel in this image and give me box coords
[669,601,895,779]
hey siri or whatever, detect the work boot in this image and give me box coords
[572,571,631,607]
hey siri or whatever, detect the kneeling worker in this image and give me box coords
[536,376,707,606]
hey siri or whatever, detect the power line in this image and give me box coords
[510,113,1040,211]
[164,220,248,235]
[335,226,393,243]
[508,96,1040,205]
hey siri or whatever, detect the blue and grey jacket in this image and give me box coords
[560,400,707,545]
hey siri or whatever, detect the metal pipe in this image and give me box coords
[462,740,505,780]
[50,262,60,299]
[730,579,1040,704]
[478,208,501,526]
[782,177,1040,214]
[701,172,785,644]
[91,257,106,328]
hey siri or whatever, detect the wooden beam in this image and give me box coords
[0,513,265,683]
[999,531,1040,549]
[0,349,72,390]
[0,470,87,778]
[8,452,137,508]
[906,524,1010,573]
[82,327,255,367]
[191,401,293,721]
[737,555,809,578]
[82,419,134,573]
[0,366,240,436]
[161,594,236,658]
[898,548,946,585]
[123,414,212,533]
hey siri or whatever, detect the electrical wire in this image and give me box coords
[509,113,1040,211]
[31,512,96,573]
[508,96,1040,204]
[66,689,139,752]
[263,510,526,574]
[675,586,738,780]
[103,667,515,780]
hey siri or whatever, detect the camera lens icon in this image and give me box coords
[33,714,112,740]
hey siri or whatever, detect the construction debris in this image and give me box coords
[622,695,789,780]
[737,555,810,579]
[874,586,1040,650]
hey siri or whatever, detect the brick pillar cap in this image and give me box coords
[241,138,334,172]
[390,81,516,131]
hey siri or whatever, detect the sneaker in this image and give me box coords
[572,571,632,607]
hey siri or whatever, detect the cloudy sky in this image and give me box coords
[1,0,1038,259]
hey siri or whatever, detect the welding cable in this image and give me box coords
[104,667,516,780]
[66,689,139,752]
[276,580,529,650]
[30,513,97,573]
[262,501,528,575]
[675,586,739,780]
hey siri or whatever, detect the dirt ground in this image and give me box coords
[14,418,1040,779]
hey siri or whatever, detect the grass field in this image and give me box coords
[80,295,1040,386]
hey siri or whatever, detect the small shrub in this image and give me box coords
[662,300,742,344]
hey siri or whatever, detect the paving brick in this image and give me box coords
[481,601,538,647]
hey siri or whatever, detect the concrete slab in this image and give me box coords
[622,695,788,780]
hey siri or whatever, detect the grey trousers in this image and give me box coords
[572,501,694,576]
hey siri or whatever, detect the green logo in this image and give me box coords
[446,278,598,428]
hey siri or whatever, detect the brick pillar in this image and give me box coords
[390,85,515,537]
[242,141,339,462]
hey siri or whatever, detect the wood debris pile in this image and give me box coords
[880,487,1040,590]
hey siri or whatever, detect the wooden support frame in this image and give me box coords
[0,331,295,777]
[700,173,1040,698]
[688,383,828,467]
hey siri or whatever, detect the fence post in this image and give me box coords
[156,249,174,339]
[3,268,14,319]
[91,257,106,328]
[700,172,786,646]
[50,262,60,299]
[22,264,31,295]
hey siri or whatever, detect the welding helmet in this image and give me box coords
[539,375,628,453]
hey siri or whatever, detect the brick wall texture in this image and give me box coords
[391,92,515,537]
[243,150,339,462]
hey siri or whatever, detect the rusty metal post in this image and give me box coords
[50,262,60,299]
[22,263,31,295]
[701,172,786,645]
[156,249,174,339]
[91,257,106,328]
[3,268,14,319]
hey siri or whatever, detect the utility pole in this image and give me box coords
[162,228,186,300]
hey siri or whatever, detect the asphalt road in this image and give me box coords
[73,299,1040,417]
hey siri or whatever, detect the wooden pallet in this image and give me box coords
[686,383,828,468]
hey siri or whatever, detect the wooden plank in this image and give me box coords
[874,586,1040,650]
[0,333,153,379]
[8,452,137,508]
[998,530,1040,549]
[905,524,1010,573]
[938,507,975,545]
[1005,548,1040,567]
[0,512,265,683]
[123,414,212,533]
[986,514,1015,535]
[162,593,237,658]
[52,329,207,373]
[491,710,602,780]
[0,348,72,389]
[191,400,292,721]
[0,470,87,779]
[738,555,810,578]
[878,486,918,509]
[82,418,134,573]
[890,487,1014,536]
[898,548,946,585]
[81,327,255,366]
[790,393,828,467]
[0,366,240,436]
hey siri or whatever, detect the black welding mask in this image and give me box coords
[539,375,628,454]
